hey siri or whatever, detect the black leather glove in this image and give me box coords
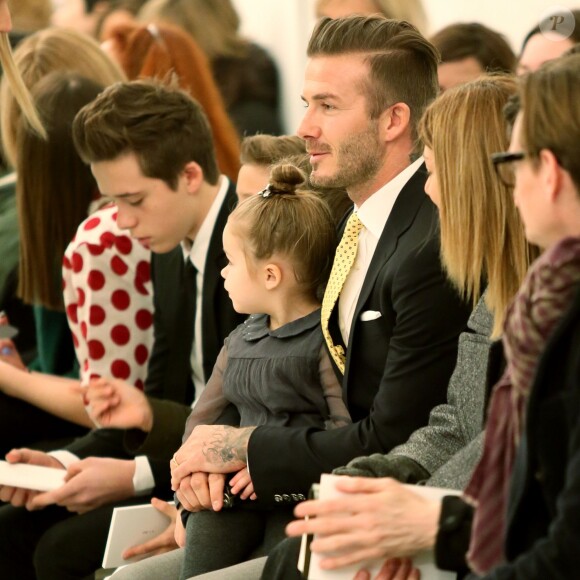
[333,453,430,483]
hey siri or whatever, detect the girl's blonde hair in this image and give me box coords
[0,27,125,167]
[230,163,337,300]
[419,75,537,337]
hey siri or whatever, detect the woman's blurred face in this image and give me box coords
[423,146,440,208]
[0,0,12,33]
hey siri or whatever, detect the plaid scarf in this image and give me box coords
[464,236,580,575]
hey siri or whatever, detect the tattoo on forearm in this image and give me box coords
[202,427,253,467]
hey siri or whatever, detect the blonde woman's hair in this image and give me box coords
[138,0,247,60]
[0,33,46,145]
[419,75,537,337]
[0,27,125,167]
[229,163,337,301]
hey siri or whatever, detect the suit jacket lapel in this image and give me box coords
[200,181,237,379]
[344,164,428,377]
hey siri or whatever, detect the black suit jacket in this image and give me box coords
[479,284,580,579]
[66,180,244,496]
[248,165,471,504]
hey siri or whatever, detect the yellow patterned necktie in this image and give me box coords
[321,212,364,373]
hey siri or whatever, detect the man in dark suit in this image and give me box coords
[0,80,244,579]
[171,16,470,515]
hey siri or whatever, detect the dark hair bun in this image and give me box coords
[269,163,306,194]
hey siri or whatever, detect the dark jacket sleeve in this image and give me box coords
[247,236,470,503]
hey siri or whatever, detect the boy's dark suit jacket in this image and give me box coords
[65,180,244,496]
[248,165,471,504]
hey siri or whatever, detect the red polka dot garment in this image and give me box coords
[62,205,154,390]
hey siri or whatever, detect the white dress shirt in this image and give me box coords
[338,158,424,345]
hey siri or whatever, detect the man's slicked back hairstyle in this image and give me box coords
[307,16,439,143]
[73,79,219,189]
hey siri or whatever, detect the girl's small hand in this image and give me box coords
[229,467,257,500]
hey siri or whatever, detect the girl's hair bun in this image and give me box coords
[267,162,306,194]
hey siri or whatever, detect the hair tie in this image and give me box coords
[258,184,292,198]
[147,23,161,41]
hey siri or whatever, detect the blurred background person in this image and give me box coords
[138,0,283,137]
[314,0,428,32]
[430,22,515,91]
[102,20,241,181]
[0,27,126,454]
[517,9,580,74]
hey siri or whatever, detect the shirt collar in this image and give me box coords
[356,157,424,239]
[181,175,229,272]
[241,309,322,342]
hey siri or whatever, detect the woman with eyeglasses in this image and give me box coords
[276,55,580,580]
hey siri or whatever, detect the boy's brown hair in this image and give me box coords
[73,79,219,189]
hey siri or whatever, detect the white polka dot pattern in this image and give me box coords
[321,212,364,373]
[62,205,154,389]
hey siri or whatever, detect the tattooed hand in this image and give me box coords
[170,425,255,491]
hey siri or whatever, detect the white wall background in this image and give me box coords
[231,0,580,134]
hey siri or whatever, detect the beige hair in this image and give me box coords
[419,75,537,337]
[0,27,125,167]
[138,0,247,60]
[0,33,46,146]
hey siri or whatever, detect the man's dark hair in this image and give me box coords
[73,79,219,189]
[307,16,439,145]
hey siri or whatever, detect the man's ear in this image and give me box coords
[379,102,411,143]
[183,162,204,194]
[264,263,282,291]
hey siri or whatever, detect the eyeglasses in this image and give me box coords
[490,151,526,188]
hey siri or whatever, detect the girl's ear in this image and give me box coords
[264,263,282,290]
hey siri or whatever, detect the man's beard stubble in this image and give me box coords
[310,119,384,191]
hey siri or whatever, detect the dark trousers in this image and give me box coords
[0,391,88,457]
[182,506,294,579]
[261,536,303,579]
[0,497,146,580]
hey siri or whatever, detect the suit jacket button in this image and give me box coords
[282,494,290,502]
[274,494,282,503]
[298,494,305,500]
[535,469,544,482]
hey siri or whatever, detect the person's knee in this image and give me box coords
[33,519,74,579]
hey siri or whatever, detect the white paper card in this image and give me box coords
[0,460,66,491]
[299,473,460,580]
[102,502,174,569]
